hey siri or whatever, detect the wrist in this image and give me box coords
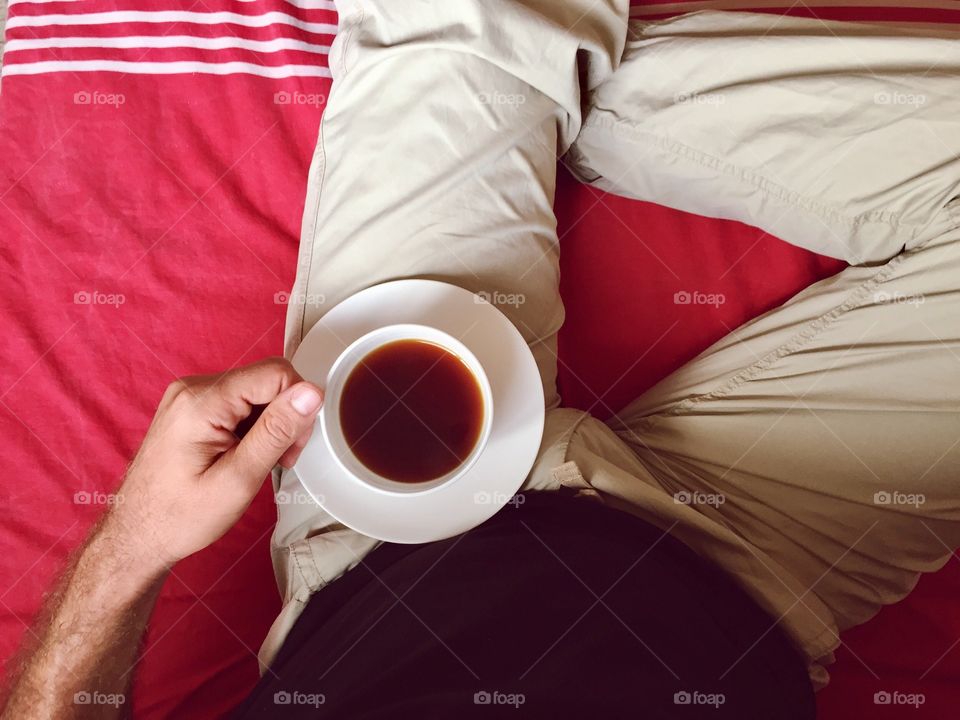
[91,511,172,589]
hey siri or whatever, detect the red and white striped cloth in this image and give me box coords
[4,0,960,79]
[3,0,336,78]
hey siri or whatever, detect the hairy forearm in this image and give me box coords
[1,359,322,717]
[1,514,168,719]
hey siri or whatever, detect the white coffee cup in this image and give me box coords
[320,323,494,495]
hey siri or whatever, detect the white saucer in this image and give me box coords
[291,279,545,544]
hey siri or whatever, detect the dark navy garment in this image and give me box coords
[234,492,814,719]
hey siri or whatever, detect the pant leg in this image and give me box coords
[567,11,960,264]
[560,10,960,679]
[259,0,629,671]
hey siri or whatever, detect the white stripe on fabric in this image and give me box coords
[8,0,336,6]
[1,59,333,77]
[7,0,82,5]
[281,0,337,9]
[6,11,338,35]
[5,35,332,54]
[239,0,338,8]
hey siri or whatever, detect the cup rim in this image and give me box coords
[319,323,494,496]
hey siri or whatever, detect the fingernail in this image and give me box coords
[290,384,323,416]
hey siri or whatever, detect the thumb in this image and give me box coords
[216,382,324,488]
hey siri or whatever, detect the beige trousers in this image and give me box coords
[260,4,960,689]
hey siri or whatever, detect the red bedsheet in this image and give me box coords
[1,1,958,717]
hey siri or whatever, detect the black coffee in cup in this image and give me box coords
[339,339,484,483]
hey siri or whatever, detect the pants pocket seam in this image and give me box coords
[646,255,906,423]
[582,113,917,233]
[288,111,329,353]
[291,540,328,594]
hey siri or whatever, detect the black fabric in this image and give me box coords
[234,492,815,719]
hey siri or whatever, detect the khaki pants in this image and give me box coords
[260,4,960,689]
